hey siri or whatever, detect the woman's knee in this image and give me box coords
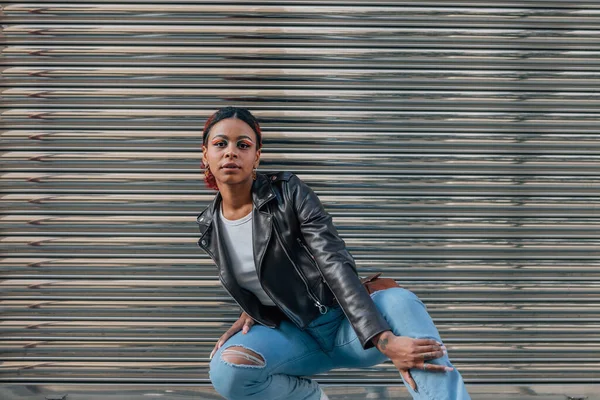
[371,287,424,313]
[370,287,443,340]
[209,345,266,398]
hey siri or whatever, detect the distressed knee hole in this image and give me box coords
[221,346,265,367]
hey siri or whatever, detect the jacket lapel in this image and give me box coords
[252,173,276,278]
[197,192,228,275]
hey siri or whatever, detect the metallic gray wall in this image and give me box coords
[2,1,600,399]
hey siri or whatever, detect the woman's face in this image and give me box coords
[202,117,261,188]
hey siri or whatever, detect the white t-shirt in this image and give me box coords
[218,205,275,306]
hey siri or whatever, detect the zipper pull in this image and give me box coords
[315,301,328,314]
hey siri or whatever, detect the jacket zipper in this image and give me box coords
[272,221,328,315]
[297,237,317,265]
[199,237,277,328]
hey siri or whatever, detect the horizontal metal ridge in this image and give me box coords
[3,0,600,6]
[3,3,600,17]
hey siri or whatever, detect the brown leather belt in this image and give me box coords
[360,272,402,295]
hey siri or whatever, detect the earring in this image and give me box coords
[252,168,257,180]
[204,164,212,180]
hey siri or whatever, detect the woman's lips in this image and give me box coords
[221,163,241,170]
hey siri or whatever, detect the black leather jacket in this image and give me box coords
[196,171,390,349]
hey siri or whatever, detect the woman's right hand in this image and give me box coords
[209,312,255,360]
[373,331,451,391]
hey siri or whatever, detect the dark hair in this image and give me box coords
[202,106,262,149]
[201,106,262,190]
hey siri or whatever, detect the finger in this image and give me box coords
[222,325,242,343]
[209,344,218,360]
[420,350,446,361]
[417,344,446,353]
[421,363,454,373]
[400,369,417,392]
[216,333,232,350]
[413,338,440,347]
[242,318,254,334]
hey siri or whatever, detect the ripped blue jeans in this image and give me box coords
[209,287,471,400]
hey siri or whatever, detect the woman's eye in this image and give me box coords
[238,142,250,149]
[214,141,226,147]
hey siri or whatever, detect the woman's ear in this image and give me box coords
[254,149,261,168]
[201,145,208,165]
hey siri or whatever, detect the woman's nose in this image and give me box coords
[225,144,238,158]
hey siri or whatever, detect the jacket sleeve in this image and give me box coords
[289,174,391,349]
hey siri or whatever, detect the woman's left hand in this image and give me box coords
[373,331,453,391]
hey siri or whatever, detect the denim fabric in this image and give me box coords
[209,287,471,400]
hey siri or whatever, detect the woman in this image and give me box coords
[197,106,471,400]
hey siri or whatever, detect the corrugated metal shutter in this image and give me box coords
[2,1,600,399]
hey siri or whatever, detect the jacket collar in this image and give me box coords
[252,172,277,210]
[197,172,276,233]
[196,172,276,282]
